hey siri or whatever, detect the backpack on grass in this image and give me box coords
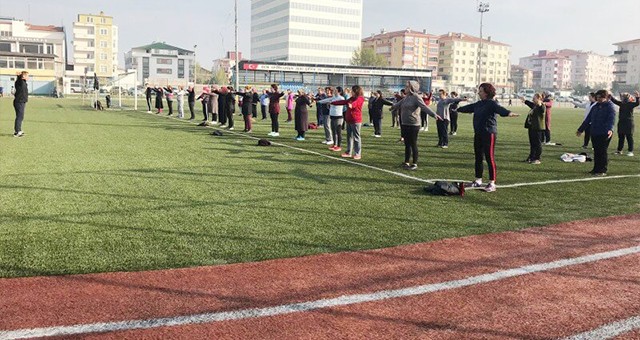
[424,181,465,196]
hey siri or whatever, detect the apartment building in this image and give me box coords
[0,17,66,94]
[251,0,363,65]
[612,38,640,91]
[437,32,511,92]
[520,49,613,90]
[361,28,439,76]
[125,42,195,86]
[68,11,118,83]
[510,65,533,92]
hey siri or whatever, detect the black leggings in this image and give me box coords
[373,118,382,136]
[617,132,634,152]
[583,128,591,147]
[270,113,279,132]
[450,111,459,133]
[401,125,420,164]
[188,101,195,119]
[420,110,428,127]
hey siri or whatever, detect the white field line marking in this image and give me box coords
[561,315,640,340]
[1,246,639,339]
[152,113,640,188]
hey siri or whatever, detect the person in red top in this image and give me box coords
[420,92,432,131]
[331,85,365,160]
[267,84,285,136]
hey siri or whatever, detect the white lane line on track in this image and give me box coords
[155,113,640,189]
[1,245,639,339]
[561,315,640,340]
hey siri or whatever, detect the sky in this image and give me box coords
[1,0,638,69]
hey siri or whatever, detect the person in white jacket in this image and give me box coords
[176,86,187,119]
[316,87,345,151]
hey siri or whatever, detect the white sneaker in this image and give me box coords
[452,132,457,136]
[373,135,381,138]
[268,132,275,136]
[469,180,483,188]
[484,183,496,193]
[220,124,227,128]
[146,111,152,113]
[628,152,634,157]
[228,127,234,131]
[273,132,280,137]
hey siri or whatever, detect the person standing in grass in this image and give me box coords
[331,85,364,160]
[176,86,186,118]
[449,92,461,136]
[259,89,270,120]
[317,87,345,151]
[577,90,616,176]
[393,80,440,170]
[434,89,466,148]
[251,88,259,120]
[13,71,28,137]
[574,92,597,149]
[457,83,519,192]
[368,90,393,138]
[285,89,295,123]
[151,86,164,114]
[145,84,153,113]
[186,85,196,120]
[542,91,553,144]
[163,85,175,116]
[294,89,312,141]
[268,84,285,137]
[209,86,219,124]
[316,86,334,145]
[196,86,210,125]
[236,86,254,132]
[522,93,545,164]
[610,91,639,156]
[420,91,432,132]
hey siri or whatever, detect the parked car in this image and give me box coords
[69,83,83,93]
[110,86,127,95]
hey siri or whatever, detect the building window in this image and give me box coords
[157,68,172,74]
[88,28,94,35]
[87,17,94,23]
[143,57,150,79]
[100,17,106,24]
[0,31,12,37]
[100,41,108,48]
[99,28,108,35]
[178,59,185,79]
[88,41,94,47]
[100,53,107,60]
[157,58,173,65]
[100,65,107,73]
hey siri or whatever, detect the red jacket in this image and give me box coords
[332,96,364,124]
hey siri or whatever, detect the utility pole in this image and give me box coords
[193,45,198,87]
[476,1,489,97]
[234,0,239,91]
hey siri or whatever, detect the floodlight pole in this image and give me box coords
[476,1,489,98]
[193,45,198,87]
[234,0,239,90]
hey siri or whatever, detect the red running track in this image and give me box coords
[1,214,639,339]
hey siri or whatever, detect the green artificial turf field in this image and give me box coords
[1,96,638,278]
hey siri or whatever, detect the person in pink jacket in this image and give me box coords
[286,89,295,122]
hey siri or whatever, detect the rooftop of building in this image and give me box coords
[438,32,510,47]
[0,17,64,32]
[613,38,640,46]
[362,28,438,41]
[131,42,194,54]
[77,11,113,19]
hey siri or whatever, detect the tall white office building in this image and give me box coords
[251,0,363,65]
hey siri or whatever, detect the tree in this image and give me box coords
[212,67,229,86]
[194,62,213,85]
[351,47,388,67]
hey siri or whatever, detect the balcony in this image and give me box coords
[613,71,627,74]
[613,60,628,64]
[614,50,629,55]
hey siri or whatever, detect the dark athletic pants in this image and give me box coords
[528,129,543,161]
[617,132,634,152]
[401,125,420,164]
[373,118,382,136]
[450,111,459,133]
[436,120,449,146]
[591,134,611,173]
[13,100,25,133]
[270,113,279,132]
[474,132,497,181]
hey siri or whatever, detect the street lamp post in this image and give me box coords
[476,1,489,95]
[193,44,198,86]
